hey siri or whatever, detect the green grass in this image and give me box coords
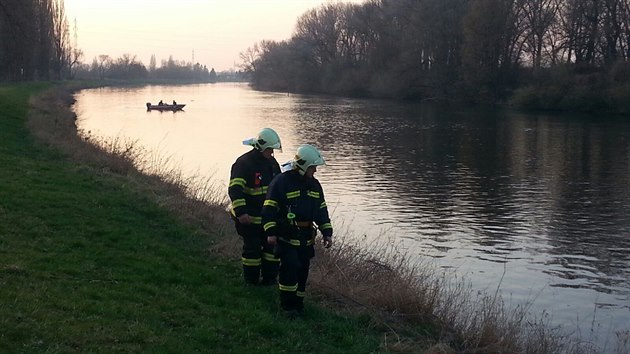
[0,84,383,353]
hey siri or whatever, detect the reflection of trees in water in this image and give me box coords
[519,116,630,294]
[290,99,630,293]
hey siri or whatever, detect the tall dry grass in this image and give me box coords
[26,84,625,353]
[308,230,570,353]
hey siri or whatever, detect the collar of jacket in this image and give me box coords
[250,148,267,160]
[287,169,312,182]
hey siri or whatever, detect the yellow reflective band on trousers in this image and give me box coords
[229,178,246,187]
[262,252,279,262]
[307,191,320,198]
[279,283,298,292]
[320,201,327,209]
[263,199,278,208]
[263,221,277,231]
[297,291,306,298]
[241,257,261,266]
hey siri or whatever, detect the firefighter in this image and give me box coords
[229,128,282,285]
[262,144,333,316]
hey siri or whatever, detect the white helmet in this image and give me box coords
[245,128,282,152]
[293,144,325,175]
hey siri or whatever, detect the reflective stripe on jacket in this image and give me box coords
[228,149,281,222]
[262,170,333,240]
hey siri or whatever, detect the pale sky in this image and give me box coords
[64,0,363,72]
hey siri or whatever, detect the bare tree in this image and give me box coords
[600,0,623,63]
[95,54,111,80]
[149,54,157,72]
[0,0,73,81]
[461,0,518,99]
[51,0,70,78]
[622,0,630,59]
[293,4,343,66]
[239,43,261,72]
[519,0,560,72]
[68,18,83,78]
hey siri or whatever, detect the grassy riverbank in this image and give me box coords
[0,83,386,352]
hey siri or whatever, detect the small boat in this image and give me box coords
[146,102,186,111]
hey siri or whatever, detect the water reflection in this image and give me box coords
[292,98,630,293]
[74,84,630,347]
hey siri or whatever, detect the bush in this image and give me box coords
[607,83,630,114]
[507,63,630,113]
[509,85,565,111]
[558,87,608,112]
[609,60,630,84]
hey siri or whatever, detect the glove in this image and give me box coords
[323,236,332,248]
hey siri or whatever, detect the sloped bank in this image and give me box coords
[20,82,604,353]
[1,83,382,353]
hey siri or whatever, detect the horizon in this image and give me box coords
[64,0,365,72]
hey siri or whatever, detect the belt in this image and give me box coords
[279,237,314,246]
[294,221,313,229]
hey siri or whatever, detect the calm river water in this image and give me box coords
[73,83,629,350]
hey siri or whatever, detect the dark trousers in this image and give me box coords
[277,243,312,311]
[235,222,279,284]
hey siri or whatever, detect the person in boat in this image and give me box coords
[158,100,163,106]
[172,100,177,105]
[228,128,282,286]
[261,144,333,317]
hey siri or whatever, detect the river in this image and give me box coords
[73,83,630,351]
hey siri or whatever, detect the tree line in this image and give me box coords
[0,1,217,83]
[0,0,79,81]
[243,0,630,112]
[73,54,217,83]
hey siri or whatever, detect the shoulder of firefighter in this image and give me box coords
[261,171,333,244]
[228,149,281,224]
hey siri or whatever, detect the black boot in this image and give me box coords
[280,291,296,311]
[280,291,300,318]
[295,296,304,315]
[243,264,260,285]
[260,278,277,286]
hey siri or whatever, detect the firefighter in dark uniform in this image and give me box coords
[262,144,333,315]
[229,128,282,285]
